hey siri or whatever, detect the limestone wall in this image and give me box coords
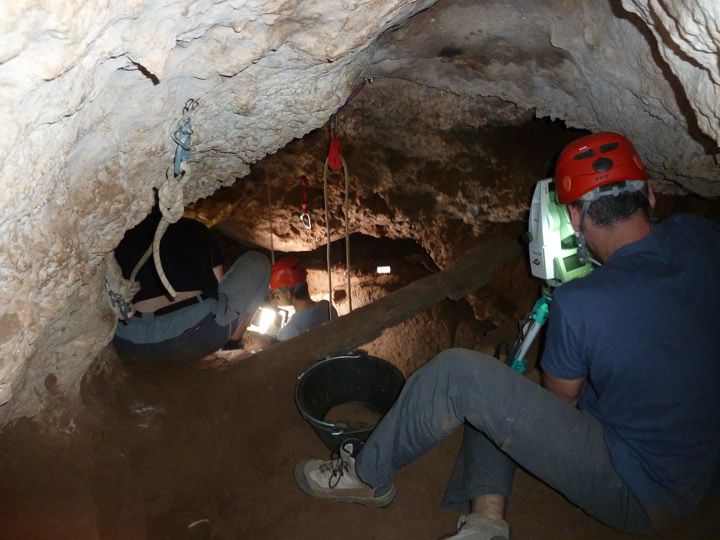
[0,0,437,424]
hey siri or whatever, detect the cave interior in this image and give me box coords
[1,0,720,538]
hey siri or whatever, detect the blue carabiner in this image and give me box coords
[172,117,193,177]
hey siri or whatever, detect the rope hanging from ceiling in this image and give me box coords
[323,113,352,319]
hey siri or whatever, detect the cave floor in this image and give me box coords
[0,344,718,540]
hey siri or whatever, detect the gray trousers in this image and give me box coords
[355,348,654,534]
[113,251,270,363]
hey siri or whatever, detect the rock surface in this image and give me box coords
[1,0,719,425]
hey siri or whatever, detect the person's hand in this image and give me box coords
[242,331,277,352]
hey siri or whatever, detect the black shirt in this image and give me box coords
[114,209,224,302]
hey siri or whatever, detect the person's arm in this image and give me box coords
[213,264,224,283]
[542,373,585,407]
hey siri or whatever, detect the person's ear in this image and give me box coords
[567,204,581,232]
[647,184,656,209]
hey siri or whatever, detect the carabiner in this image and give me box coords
[183,98,200,115]
[298,175,311,229]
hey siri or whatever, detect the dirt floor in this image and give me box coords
[0,346,718,540]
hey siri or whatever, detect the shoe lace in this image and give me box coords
[319,452,350,489]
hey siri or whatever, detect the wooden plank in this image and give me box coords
[245,236,522,371]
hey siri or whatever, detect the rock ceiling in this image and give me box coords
[1,0,719,425]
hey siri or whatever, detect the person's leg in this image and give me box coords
[442,424,516,511]
[440,426,513,539]
[113,312,230,363]
[355,349,519,494]
[295,351,512,510]
[214,251,270,333]
[353,348,652,533]
[114,299,227,361]
[226,311,253,344]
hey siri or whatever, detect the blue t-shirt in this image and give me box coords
[541,214,720,523]
[277,301,338,341]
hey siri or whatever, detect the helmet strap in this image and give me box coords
[575,200,592,265]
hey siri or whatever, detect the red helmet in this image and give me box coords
[270,257,307,289]
[554,132,648,203]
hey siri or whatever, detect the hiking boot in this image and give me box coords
[445,514,510,540]
[294,440,395,507]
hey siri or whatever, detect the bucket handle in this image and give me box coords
[321,349,368,362]
[330,422,352,436]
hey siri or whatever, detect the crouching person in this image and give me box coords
[268,257,338,341]
[112,205,270,363]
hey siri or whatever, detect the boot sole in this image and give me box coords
[294,461,396,507]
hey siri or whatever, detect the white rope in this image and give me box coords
[323,158,333,321]
[104,163,189,320]
[105,100,197,318]
[322,155,353,318]
[130,244,152,284]
[152,164,190,298]
[341,155,352,313]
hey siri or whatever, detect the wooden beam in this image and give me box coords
[243,236,522,371]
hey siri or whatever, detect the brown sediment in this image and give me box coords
[324,401,383,431]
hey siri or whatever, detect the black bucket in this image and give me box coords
[294,351,405,452]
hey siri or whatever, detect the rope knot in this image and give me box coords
[159,164,190,223]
